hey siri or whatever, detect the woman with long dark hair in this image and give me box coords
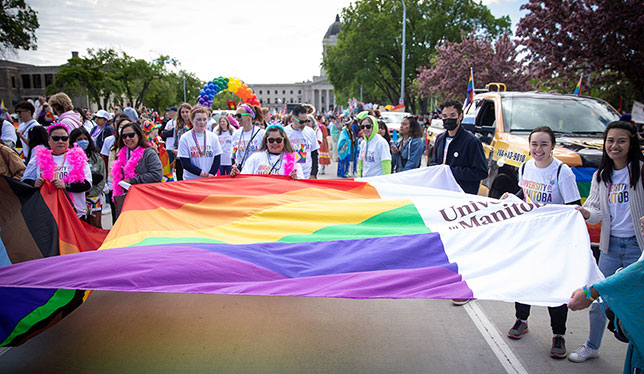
[571,121,644,363]
[391,116,425,172]
[70,127,105,228]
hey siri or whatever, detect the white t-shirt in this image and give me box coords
[22,151,92,217]
[241,151,304,178]
[83,119,95,133]
[608,167,634,237]
[442,137,454,164]
[17,119,39,159]
[518,158,580,204]
[165,121,188,151]
[359,134,391,177]
[101,135,115,157]
[1,120,17,145]
[177,129,223,180]
[284,124,319,178]
[215,129,233,166]
[231,126,265,169]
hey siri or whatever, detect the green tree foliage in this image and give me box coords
[0,0,39,53]
[323,0,510,112]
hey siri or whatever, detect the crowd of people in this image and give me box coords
[0,92,642,373]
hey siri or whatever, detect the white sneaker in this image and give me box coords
[568,344,599,362]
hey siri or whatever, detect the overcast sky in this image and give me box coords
[14,0,526,85]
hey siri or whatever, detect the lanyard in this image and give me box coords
[239,127,259,167]
[91,125,104,139]
[267,151,283,175]
[191,131,207,157]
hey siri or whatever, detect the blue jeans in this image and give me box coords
[219,165,232,176]
[587,235,641,350]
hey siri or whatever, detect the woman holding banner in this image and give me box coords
[502,126,581,359]
[571,120,644,364]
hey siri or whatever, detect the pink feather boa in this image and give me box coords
[283,152,295,176]
[112,146,145,197]
[35,145,87,183]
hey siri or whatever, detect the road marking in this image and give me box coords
[0,347,11,358]
[464,301,529,374]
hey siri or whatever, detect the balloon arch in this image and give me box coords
[197,76,260,108]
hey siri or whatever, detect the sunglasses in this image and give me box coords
[121,132,137,139]
[51,135,69,142]
[359,124,372,130]
[267,137,283,144]
[294,118,311,124]
[234,113,251,119]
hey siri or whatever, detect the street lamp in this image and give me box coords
[400,0,406,107]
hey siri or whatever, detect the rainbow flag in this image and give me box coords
[573,75,583,96]
[464,68,475,107]
[0,167,603,346]
[0,177,108,346]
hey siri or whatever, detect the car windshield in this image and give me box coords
[503,96,619,135]
[381,113,410,124]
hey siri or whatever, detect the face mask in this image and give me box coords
[76,140,89,150]
[442,118,459,131]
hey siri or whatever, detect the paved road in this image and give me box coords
[1,160,627,373]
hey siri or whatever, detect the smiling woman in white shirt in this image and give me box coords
[178,106,222,180]
[572,120,644,364]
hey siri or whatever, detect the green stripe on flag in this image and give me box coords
[0,289,77,347]
[278,204,430,243]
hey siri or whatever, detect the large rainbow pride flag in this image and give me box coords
[0,166,603,346]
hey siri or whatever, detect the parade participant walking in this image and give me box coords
[502,126,581,358]
[162,103,191,181]
[22,123,92,218]
[48,93,82,130]
[392,116,425,172]
[430,100,487,194]
[337,117,358,178]
[111,122,162,219]
[70,127,106,228]
[284,105,318,179]
[15,101,40,160]
[329,115,342,161]
[572,120,644,363]
[315,115,331,175]
[215,115,234,175]
[90,109,113,151]
[231,124,303,179]
[231,104,265,172]
[356,112,391,177]
[178,107,222,180]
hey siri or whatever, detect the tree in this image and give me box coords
[0,0,39,54]
[116,55,177,109]
[416,31,531,101]
[516,0,644,101]
[323,0,510,112]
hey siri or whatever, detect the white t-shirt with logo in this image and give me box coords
[359,134,391,177]
[231,126,265,169]
[608,167,634,237]
[22,151,92,217]
[216,129,233,166]
[241,151,304,178]
[177,129,223,180]
[284,124,319,178]
[518,158,580,204]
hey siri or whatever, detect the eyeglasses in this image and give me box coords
[294,117,311,124]
[121,132,137,139]
[359,124,372,130]
[267,137,283,144]
[51,136,69,142]
[234,113,250,119]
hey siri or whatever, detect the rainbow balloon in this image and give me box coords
[197,76,260,108]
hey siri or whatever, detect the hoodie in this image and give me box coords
[357,114,391,177]
[58,110,83,130]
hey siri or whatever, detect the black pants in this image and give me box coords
[107,191,117,224]
[169,151,184,181]
[515,302,568,335]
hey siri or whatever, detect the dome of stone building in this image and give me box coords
[324,15,341,40]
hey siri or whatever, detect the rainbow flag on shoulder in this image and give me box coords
[0,167,603,346]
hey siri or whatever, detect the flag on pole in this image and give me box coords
[464,68,475,108]
[573,75,583,96]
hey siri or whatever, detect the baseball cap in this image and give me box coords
[93,109,110,120]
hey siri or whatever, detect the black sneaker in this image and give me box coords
[550,335,567,358]
[507,319,529,339]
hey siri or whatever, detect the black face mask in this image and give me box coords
[442,118,459,131]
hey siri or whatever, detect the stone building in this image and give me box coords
[250,15,340,113]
